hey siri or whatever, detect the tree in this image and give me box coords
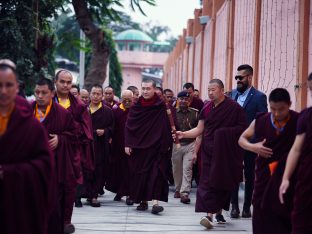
[0,0,155,93]
[0,0,63,95]
[72,0,155,91]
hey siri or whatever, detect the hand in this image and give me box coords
[96,129,105,136]
[125,147,132,156]
[173,131,184,141]
[279,179,290,204]
[192,153,197,165]
[109,138,112,144]
[0,165,3,179]
[49,134,58,150]
[252,139,273,158]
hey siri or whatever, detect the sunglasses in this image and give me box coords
[235,75,249,81]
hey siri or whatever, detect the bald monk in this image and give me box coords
[89,84,114,196]
[70,84,80,98]
[80,89,90,105]
[54,70,94,233]
[239,88,298,234]
[0,62,53,234]
[103,86,118,108]
[32,78,79,234]
[176,79,247,229]
[125,79,172,214]
[279,73,312,234]
[127,85,139,103]
[106,90,134,204]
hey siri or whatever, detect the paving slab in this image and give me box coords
[73,186,252,234]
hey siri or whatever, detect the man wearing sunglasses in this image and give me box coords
[230,64,268,219]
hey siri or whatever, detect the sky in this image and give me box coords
[120,0,201,39]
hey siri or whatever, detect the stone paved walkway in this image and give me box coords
[73,186,252,233]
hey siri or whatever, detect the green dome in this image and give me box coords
[115,29,153,43]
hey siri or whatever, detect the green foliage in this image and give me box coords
[0,0,157,94]
[0,1,63,95]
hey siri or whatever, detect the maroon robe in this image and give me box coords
[292,107,312,233]
[90,101,114,195]
[252,110,298,234]
[195,97,247,213]
[54,93,94,224]
[32,101,79,233]
[105,104,130,195]
[190,96,204,111]
[124,94,172,203]
[0,96,53,234]
[103,99,119,109]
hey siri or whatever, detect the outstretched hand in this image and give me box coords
[252,139,273,158]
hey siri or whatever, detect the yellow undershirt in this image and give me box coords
[58,97,71,109]
[0,104,15,136]
[119,103,126,111]
[34,100,52,122]
[89,102,102,114]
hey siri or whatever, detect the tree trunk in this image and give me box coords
[72,0,110,91]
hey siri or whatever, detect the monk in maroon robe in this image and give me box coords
[177,79,246,229]
[103,86,118,108]
[280,74,312,234]
[54,70,95,233]
[0,64,53,234]
[125,79,172,215]
[32,78,80,234]
[89,84,114,196]
[239,88,298,234]
[106,90,134,204]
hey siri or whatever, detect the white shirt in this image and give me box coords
[237,87,252,107]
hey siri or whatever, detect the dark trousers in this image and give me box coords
[231,150,256,209]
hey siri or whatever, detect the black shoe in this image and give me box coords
[64,223,75,234]
[242,208,252,218]
[74,199,82,208]
[215,214,226,224]
[87,198,101,207]
[126,197,134,206]
[113,194,122,201]
[180,195,191,204]
[230,206,240,218]
[136,201,148,211]
[151,204,164,214]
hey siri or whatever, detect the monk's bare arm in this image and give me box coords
[192,136,202,164]
[239,120,273,158]
[279,133,305,203]
[177,120,204,139]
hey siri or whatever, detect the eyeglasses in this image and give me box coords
[235,75,249,81]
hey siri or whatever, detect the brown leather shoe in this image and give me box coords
[180,194,191,204]
[174,191,180,198]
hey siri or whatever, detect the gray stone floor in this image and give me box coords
[72,186,252,233]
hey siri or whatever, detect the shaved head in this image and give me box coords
[0,67,19,111]
[121,90,133,98]
[80,89,90,104]
[209,79,224,89]
[0,59,16,70]
[121,89,133,109]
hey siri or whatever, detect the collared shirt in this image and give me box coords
[176,107,198,145]
[237,87,252,107]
